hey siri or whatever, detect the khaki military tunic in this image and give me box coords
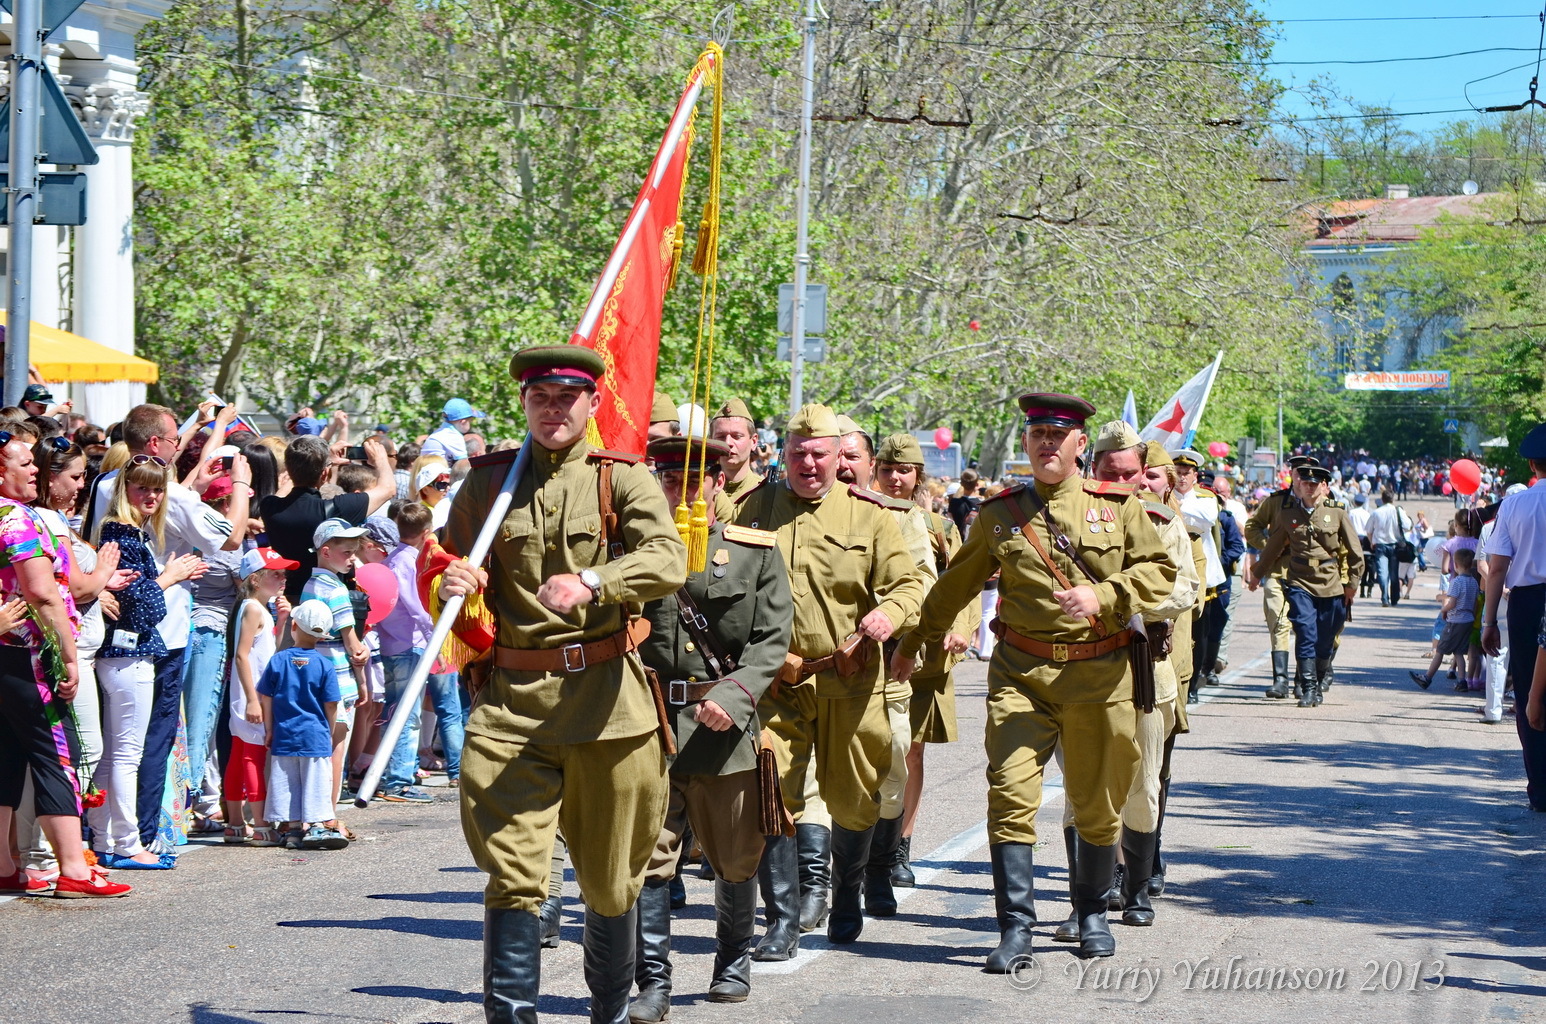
[909,512,980,744]
[638,521,792,883]
[721,469,762,506]
[1250,493,1365,597]
[1246,488,1296,654]
[445,440,686,916]
[872,491,938,819]
[734,480,928,831]
[899,474,1176,847]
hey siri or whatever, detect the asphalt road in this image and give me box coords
[6,495,1542,1024]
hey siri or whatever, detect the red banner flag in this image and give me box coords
[569,54,716,455]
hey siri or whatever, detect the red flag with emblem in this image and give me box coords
[568,54,718,455]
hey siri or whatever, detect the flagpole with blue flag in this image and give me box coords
[1180,351,1224,450]
[1122,389,1138,428]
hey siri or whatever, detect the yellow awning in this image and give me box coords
[0,313,159,384]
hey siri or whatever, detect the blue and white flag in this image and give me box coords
[1121,389,1138,428]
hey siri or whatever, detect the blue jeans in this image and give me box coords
[181,626,228,793]
[137,648,186,847]
[1372,542,1398,604]
[381,651,463,791]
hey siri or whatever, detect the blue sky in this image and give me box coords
[1264,2,1544,134]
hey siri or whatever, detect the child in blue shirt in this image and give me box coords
[259,600,348,850]
[303,517,370,808]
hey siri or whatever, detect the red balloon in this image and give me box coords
[1207,441,1230,458]
[1450,458,1482,496]
[355,562,400,626]
[933,427,953,450]
[968,320,981,331]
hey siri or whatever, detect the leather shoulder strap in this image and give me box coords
[1003,490,1105,637]
[598,460,624,560]
[675,586,735,679]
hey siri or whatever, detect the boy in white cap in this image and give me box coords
[260,601,348,849]
[303,517,370,805]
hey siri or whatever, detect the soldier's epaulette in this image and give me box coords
[722,524,777,547]
[1281,493,1297,509]
[1197,485,1219,498]
[468,448,520,469]
[1083,480,1136,498]
[733,478,767,505]
[981,484,1026,505]
[1142,500,1175,523]
[587,449,643,464]
[1324,497,1347,509]
[848,485,914,511]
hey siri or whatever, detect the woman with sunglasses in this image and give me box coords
[8,439,140,883]
[409,454,453,531]
[0,429,131,896]
[89,455,206,869]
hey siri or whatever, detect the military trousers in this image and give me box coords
[1285,586,1346,661]
[877,687,911,820]
[643,767,765,884]
[761,680,890,833]
[460,729,667,916]
[1262,577,1292,653]
[986,678,1139,848]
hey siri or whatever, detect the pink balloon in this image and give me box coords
[1450,458,1482,496]
[1207,441,1230,458]
[934,427,953,450]
[1441,481,1453,496]
[354,562,400,626]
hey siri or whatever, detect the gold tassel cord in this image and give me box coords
[686,42,725,573]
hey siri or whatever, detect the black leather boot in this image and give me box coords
[891,835,916,888]
[752,834,800,962]
[627,882,671,1023]
[1265,651,1291,699]
[1105,863,1124,912]
[1296,660,1318,708]
[708,878,757,1003]
[485,907,541,1024]
[795,823,830,931]
[1315,658,1333,704]
[1052,825,1079,943]
[540,895,563,950]
[1072,836,1117,959]
[864,816,902,917]
[984,843,1036,972]
[1119,829,1158,926]
[585,906,638,1024]
[827,823,873,944]
[1149,779,1169,897]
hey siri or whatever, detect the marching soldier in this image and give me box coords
[710,398,764,505]
[1245,463,1364,708]
[873,433,980,890]
[733,404,928,955]
[1246,454,1318,699]
[834,417,937,918]
[1063,423,1200,936]
[629,436,792,1021]
[438,345,686,1024]
[892,394,1175,966]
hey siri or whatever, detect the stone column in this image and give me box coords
[64,56,147,427]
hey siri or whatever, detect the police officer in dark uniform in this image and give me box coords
[629,436,792,1020]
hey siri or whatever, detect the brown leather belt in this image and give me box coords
[665,679,719,704]
[993,622,1133,663]
[494,619,651,673]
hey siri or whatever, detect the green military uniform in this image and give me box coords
[449,345,685,1024]
[1247,464,1364,708]
[910,510,979,743]
[1245,454,1319,698]
[734,404,929,953]
[898,393,1175,967]
[629,436,792,1020]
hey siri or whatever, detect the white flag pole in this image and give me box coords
[354,437,531,806]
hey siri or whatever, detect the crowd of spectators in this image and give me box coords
[0,396,486,897]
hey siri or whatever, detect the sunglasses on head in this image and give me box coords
[130,454,168,467]
[39,436,71,453]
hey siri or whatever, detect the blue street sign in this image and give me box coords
[1442,419,1460,434]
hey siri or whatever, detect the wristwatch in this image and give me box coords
[579,568,603,603]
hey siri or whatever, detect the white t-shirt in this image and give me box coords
[420,423,468,464]
[1488,480,1546,589]
[228,598,276,745]
[1348,506,1372,537]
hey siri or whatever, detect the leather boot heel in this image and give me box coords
[984,843,1036,972]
